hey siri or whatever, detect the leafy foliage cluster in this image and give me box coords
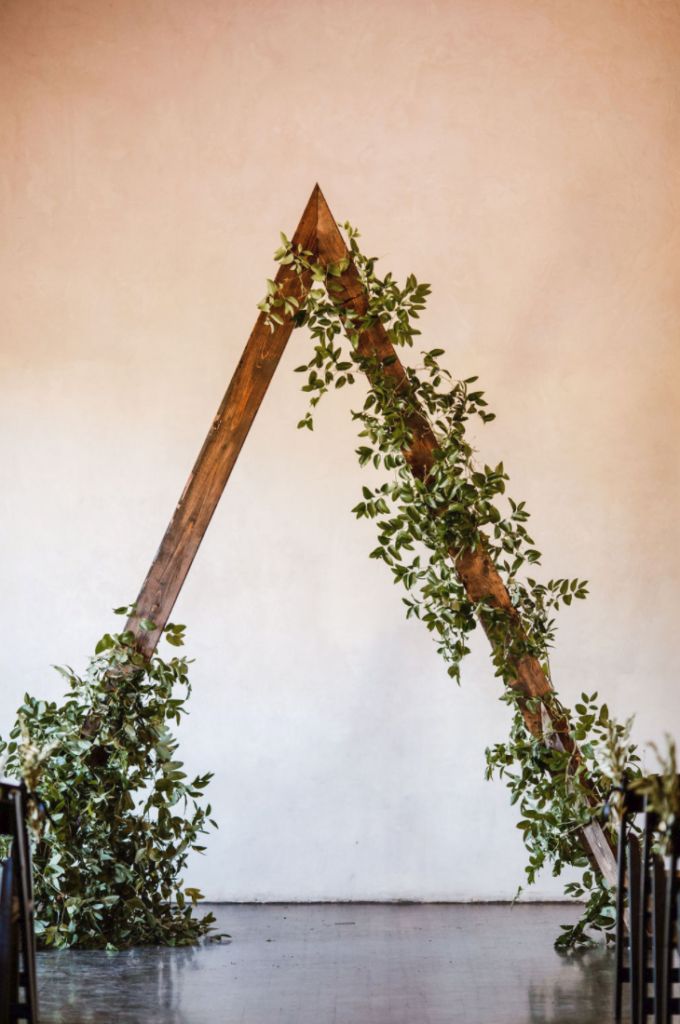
[260,224,638,947]
[629,736,680,855]
[0,612,216,949]
[487,692,640,948]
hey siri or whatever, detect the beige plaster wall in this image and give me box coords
[1,0,679,900]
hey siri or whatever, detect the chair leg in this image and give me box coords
[628,835,643,1024]
[661,839,679,1024]
[652,854,667,1024]
[0,858,18,1024]
[641,811,660,1021]
[12,788,37,1024]
[615,813,629,1022]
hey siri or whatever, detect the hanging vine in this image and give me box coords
[259,223,637,948]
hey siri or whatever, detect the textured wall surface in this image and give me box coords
[1,0,679,900]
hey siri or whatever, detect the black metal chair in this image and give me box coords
[0,781,38,1024]
[614,780,680,1022]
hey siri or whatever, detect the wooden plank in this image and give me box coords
[126,186,321,656]
[126,182,615,884]
[316,188,546,703]
[315,187,617,884]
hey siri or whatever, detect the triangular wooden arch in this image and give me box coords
[124,184,616,886]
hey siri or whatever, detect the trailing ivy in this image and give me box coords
[0,612,218,950]
[259,224,638,947]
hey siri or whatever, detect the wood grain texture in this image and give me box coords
[126,186,321,656]
[316,187,554,709]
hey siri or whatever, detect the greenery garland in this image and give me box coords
[260,223,638,948]
[0,613,217,949]
[0,221,648,952]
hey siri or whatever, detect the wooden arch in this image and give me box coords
[124,184,616,886]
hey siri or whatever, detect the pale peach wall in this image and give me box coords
[1,0,679,900]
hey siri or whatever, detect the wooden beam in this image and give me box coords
[126,186,321,656]
[316,188,550,707]
[126,183,616,884]
[314,187,617,885]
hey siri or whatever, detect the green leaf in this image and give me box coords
[5,617,218,949]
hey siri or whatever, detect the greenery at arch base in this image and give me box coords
[0,615,218,950]
[0,220,657,951]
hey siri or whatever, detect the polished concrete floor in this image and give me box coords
[38,903,623,1024]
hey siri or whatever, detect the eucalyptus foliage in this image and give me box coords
[260,224,638,947]
[0,613,216,949]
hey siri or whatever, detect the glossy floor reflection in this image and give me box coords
[38,903,623,1024]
